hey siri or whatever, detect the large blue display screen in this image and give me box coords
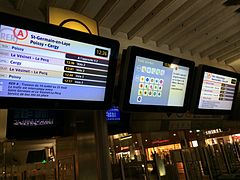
[0,25,111,101]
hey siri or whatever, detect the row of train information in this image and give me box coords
[0,25,111,101]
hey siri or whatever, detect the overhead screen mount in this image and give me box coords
[191,65,239,114]
[0,12,119,109]
[119,46,195,112]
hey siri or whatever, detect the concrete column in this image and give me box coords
[94,110,112,180]
[177,131,189,149]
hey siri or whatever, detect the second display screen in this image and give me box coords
[129,56,190,107]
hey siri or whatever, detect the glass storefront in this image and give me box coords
[109,128,240,180]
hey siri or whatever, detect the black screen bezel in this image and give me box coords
[0,12,119,109]
[120,46,195,112]
[191,65,239,114]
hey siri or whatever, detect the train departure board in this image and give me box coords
[0,13,119,109]
[191,65,239,114]
[199,72,237,110]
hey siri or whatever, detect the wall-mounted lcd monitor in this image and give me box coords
[0,12,119,109]
[106,105,121,121]
[7,109,65,140]
[119,46,195,112]
[191,65,239,114]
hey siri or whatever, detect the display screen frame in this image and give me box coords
[119,46,195,112]
[191,65,239,114]
[0,12,119,109]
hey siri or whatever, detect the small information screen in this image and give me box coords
[129,56,190,107]
[0,25,111,101]
[106,106,120,121]
[198,72,237,110]
[7,109,64,139]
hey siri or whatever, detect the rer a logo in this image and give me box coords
[0,28,18,43]
[13,28,28,40]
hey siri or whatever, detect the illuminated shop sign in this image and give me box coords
[204,128,222,135]
[152,139,170,144]
[120,146,130,151]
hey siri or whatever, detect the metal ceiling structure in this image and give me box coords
[1,0,240,70]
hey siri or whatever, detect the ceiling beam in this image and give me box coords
[15,0,24,10]
[166,0,227,49]
[156,0,213,46]
[94,0,120,24]
[71,0,88,13]
[142,0,197,43]
[225,54,240,64]
[190,18,240,55]
[200,31,240,58]
[180,12,240,53]
[39,0,56,21]
[217,47,240,62]
[9,0,25,10]
[169,2,238,51]
[208,40,240,60]
[127,0,175,40]
[111,0,145,35]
